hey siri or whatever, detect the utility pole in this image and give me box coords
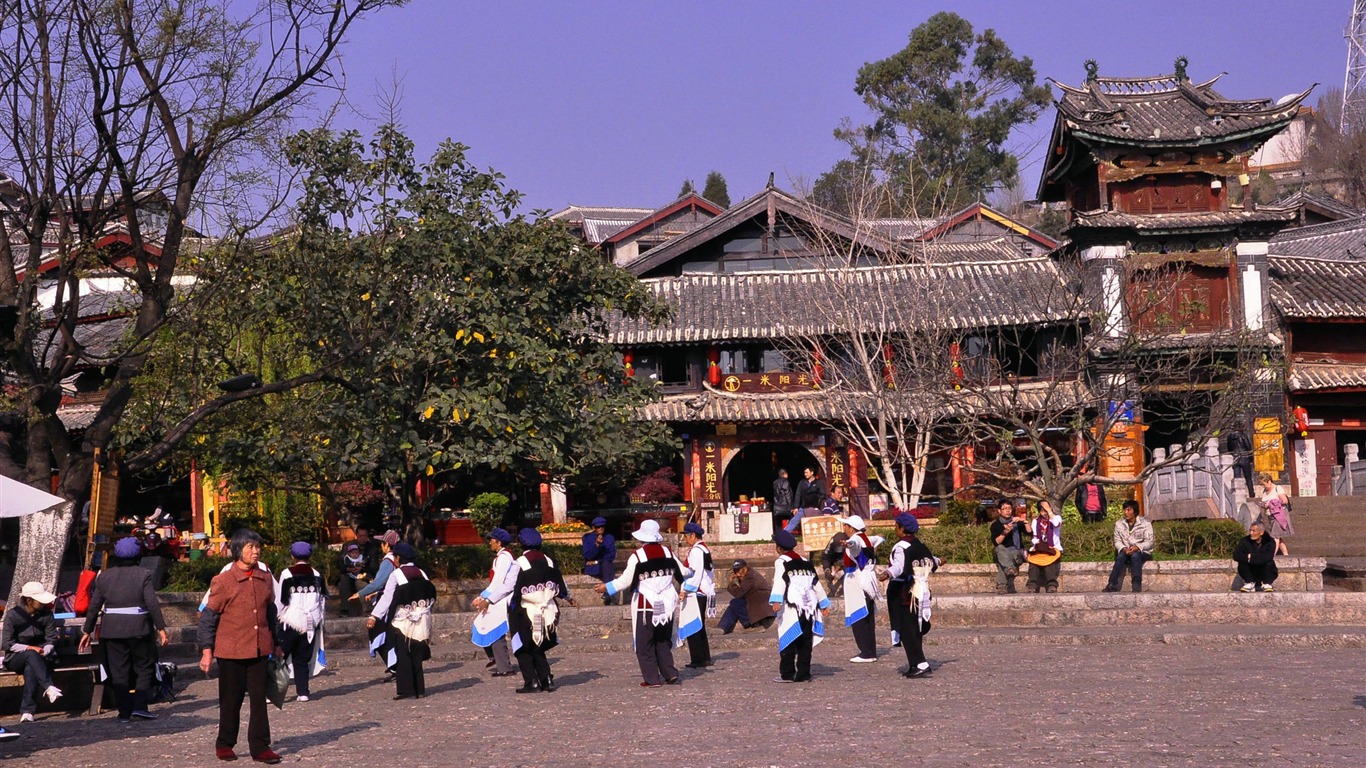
[1344,0,1366,131]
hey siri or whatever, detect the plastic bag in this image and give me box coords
[266,657,289,710]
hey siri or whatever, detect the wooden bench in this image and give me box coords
[0,661,104,715]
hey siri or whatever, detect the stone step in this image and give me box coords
[157,591,1366,664]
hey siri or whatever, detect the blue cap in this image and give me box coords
[113,537,141,559]
[519,528,542,547]
[487,528,512,544]
[591,517,608,528]
[683,522,704,536]
[392,542,417,562]
[895,513,919,533]
[290,541,312,559]
[773,529,798,551]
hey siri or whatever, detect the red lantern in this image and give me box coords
[882,343,895,389]
[1293,406,1309,438]
[949,341,964,390]
[707,346,721,386]
[812,346,825,386]
[623,350,634,378]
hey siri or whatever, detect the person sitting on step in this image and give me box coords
[1234,521,1279,593]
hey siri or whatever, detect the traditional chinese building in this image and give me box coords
[1038,59,1314,483]
[598,183,1073,523]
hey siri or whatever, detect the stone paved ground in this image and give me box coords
[10,636,1366,767]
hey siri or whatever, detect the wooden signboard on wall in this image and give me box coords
[85,451,119,569]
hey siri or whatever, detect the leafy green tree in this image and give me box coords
[0,0,400,602]
[824,11,1051,216]
[121,126,674,535]
[701,171,731,207]
[677,179,696,197]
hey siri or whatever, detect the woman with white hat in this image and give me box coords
[1,581,62,721]
[593,519,690,687]
[837,514,882,663]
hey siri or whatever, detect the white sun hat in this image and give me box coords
[631,519,664,543]
[837,514,867,531]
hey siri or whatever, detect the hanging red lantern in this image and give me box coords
[707,346,721,386]
[812,345,825,386]
[949,341,965,390]
[882,343,895,389]
[1293,406,1309,438]
[623,350,634,378]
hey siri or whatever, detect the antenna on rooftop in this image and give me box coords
[1343,0,1366,131]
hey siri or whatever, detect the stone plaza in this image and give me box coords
[11,629,1366,767]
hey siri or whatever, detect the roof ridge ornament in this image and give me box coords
[1084,59,1098,82]
[1174,56,1189,81]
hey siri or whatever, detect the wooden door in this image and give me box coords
[1312,430,1338,497]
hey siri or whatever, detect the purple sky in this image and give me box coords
[332,1,1348,213]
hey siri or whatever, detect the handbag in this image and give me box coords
[266,656,290,710]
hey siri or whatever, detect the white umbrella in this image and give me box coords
[0,474,65,517]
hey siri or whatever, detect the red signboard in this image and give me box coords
[699,438,722,503]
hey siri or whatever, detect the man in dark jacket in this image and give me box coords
[783,467,826,534]
[581,517,617,606]
[80,537,169,721]
[772,469,793,525]
[1234,522,1279,592]
[718,560,775,633]
[2,581,62,721]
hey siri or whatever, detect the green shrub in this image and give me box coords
[467,492,510,537]
[936,499,980,527]
[163,539,605,592]
[873,518,1246,564]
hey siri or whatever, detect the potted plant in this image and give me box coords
[537,519,590,544]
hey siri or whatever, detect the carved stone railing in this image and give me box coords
[1143,438,1238,520]
[1331,443,1366,496]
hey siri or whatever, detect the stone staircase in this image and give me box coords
[1281,496,1366,558]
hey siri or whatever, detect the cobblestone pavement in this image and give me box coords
[10,636,1366,767]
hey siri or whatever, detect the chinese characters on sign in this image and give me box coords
[719,373,820,394]
[699,439,722,503]
[827,448,846,489]
[799,515,841,553]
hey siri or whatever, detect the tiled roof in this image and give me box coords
[1273,190,1362,223]
[864,217,942,241]
[580,218,637,244]
[639,380,1089,423]
[56,403,101,430]
[1068,207,1297,234]
[1287,363,1366,392]
[1052,71,1311,146]
[1269,215,1366,259]
[1268,256,1366,319]
[547,204,654,223]
[610,243,1081,345]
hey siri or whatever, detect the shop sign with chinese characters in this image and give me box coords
[699,439,722,502]
[720,372,820,393]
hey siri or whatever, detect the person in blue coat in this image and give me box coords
[582,517,617,606]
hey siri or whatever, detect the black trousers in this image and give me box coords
[1238,560,1278,587]
[685,594,712,665]
[393,634,427,697]
[281,627,313,697]
[901,607,927,669]
[3,650,54,715]
[104,635,156,716]
[633,612,678,685]
[1234,459,1256,496]
[515,644,551,688]
[886,582,906,641]
[849,599,877,659]
[778,615,814,681]
[216,656,271,756]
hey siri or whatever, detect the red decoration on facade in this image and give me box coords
[1293,406,1310,438]
[812,346,825,386]
[623,350,634,378]
[949,341,964,390]
[707,346,721,386]
[882,343,895,389]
